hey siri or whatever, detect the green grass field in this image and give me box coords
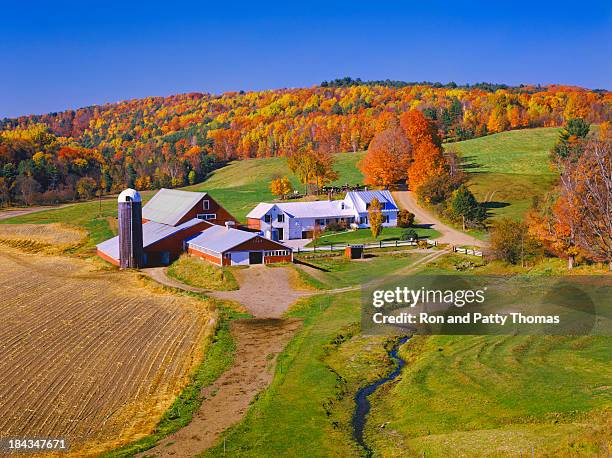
[367,335,610,456]
[308,226,440,247]
[202,254,610,457]
[167,254,239,290]
[449,127,560,220]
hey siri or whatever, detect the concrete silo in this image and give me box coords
[118,188,144,269]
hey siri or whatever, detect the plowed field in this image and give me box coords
[0,248,214,456]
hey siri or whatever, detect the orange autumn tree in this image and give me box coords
[358,127,412,187]
[399,110,447,190]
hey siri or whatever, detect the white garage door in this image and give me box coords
[230,251,250,266]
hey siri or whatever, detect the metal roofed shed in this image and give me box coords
[142,188,208,226]
[187,225,258,254]
[187,225,292,266]
[96,218,212,266]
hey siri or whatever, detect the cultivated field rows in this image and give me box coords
[0,248,215,456]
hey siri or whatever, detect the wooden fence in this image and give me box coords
[295,239,438,253]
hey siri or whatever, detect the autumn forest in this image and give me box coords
[0,80,610,206]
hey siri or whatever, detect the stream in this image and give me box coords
[351,336,410,456]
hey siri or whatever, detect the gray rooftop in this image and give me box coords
[97,218,208,260]
[142,188,207,226]
[187,225,258,254]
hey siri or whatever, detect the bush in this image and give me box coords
[400,229,418,241]
[325,220,348,233]
[397,209,415,228]
[489,218,539,265]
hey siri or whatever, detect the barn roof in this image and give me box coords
[96,218,209,260]
[142,188,207,226]
[187,225,259,254]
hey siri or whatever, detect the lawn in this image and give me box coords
[307,226,440,247]
[448,127,560,220]
[296,251,425,288]
[167,254,239,291]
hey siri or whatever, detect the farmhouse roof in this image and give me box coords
[96,218,210,260]
[187,224,259,254]
[142,188,207,226]
[247,200,354,219]
[346,190,398,213]
[247,202,277,219]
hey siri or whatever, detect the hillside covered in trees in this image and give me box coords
[0,81,610,205]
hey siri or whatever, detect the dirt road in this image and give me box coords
[138,318,302,458]
[209,265,313,318]
[393,191,485,247]
[0,204,73,221]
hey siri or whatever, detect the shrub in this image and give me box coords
[397,209,415,228]
[489,218,539,265]
[400,229,418,241]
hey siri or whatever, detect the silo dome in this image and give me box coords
[118,188,142,203]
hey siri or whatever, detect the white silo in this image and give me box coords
[118,189,144,269]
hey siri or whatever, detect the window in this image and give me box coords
[197,213,217,220]
[265,250,289,257]
[203,199,210,210]
[264,214,272,223]
[315,219,325,226]
[360,216,368,224]
[384,215,390,223]
[277,214,285,223]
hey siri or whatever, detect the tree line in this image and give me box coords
[0,83,610,206]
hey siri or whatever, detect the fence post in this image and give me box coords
[330,243,333,252]
[379,240,382,249]
[395,240,398,247]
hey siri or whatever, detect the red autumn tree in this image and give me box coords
[358,127,412,187]
[399,110,447,190]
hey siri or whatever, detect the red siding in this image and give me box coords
[264,255,292,264]
[176,194,239,226]
[187,247,223,265]
[247,218,261,230]
[97,248,119,266]
[146,220,212,260]
[229,235,289,252]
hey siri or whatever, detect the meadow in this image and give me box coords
[202,252,611,457]
[450,127,560,220]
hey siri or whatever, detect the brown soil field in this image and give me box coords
[0,223,87,253]
[0,248,215,456]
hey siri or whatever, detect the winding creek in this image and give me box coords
[352,336,410,456]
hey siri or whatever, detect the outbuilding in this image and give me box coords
[187,224,292,266]
[97,218,212,266]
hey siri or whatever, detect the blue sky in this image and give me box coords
[1,1,610,118]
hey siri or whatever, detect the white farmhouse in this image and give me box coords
[246,190,399,241]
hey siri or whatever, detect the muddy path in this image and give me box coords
[138,318,302,458]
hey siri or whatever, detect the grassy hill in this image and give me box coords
[185,152,366,221]
[450,127,560,220]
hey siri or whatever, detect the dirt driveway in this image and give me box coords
[393,191,485,247]
[209,265,312,318]
[138,318,302,458]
